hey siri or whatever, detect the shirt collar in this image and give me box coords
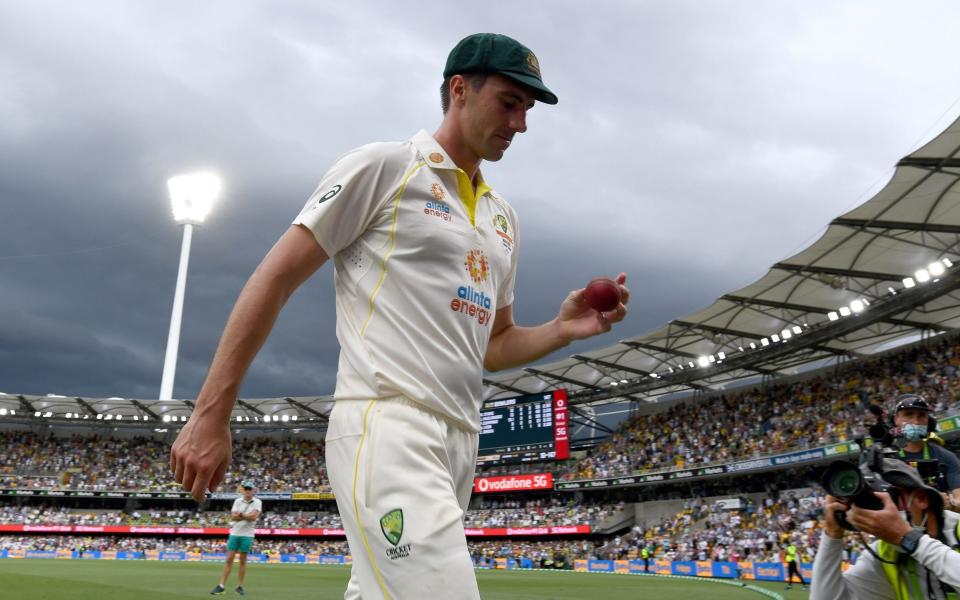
[411,130,494,196]
[412,129,457,170]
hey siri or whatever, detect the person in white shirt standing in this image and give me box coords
[173,32,630,599]
[211,480,261,596]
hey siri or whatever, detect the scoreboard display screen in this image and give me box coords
[476,389,569,466]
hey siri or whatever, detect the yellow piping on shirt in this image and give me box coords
[360,161,426,338]
[352,399,390,599]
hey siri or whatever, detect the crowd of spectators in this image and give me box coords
[559,336,960,481]
[596,489,867,567]
[464,497,625,528]
[3,337,959,494]
[0,434,328,492]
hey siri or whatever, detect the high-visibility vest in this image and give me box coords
[875,514,960,600]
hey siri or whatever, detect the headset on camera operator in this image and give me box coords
[889,394,960,511]
[812,454,960,599]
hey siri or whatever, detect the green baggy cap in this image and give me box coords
[444,33,558,105]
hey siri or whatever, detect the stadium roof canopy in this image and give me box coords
[484,115,960,406]
[0,393,333,429]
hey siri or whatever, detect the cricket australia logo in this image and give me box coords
[380,509,403,546]
[380,509,412,560]
[492,213,514,253]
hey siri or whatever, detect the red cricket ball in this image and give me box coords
[584,277,621,313]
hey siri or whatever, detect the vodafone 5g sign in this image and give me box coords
[473,473,553,494]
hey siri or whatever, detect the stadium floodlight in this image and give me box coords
[902,277,916,289]
[915,269,930,283]
[162,415,171,423]
[0,408,6,416]
[159,172,222,401]
[943,258,954,268]
[34,411,41,417]
[96,414,103,420]
[771,334,781,342]
[718,351,726,360]
[792,326,802,335]
[282,414,290,422]
[838,306,851,317]
[761,338,770,347]
[697,356,710,368]
[929,261,945,277]
[43,412,52,418]
[749,342,757,349]
[781,329,792,340]
[850,299,865,313]
[291,415,299,421]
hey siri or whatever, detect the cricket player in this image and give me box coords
[172,32,629,599]
[211,480,261,596]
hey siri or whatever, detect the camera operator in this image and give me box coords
[811,459,960,600]
[893,394,960,511]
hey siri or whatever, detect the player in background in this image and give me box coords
[892,393,960,510]
[172,32,629,599]
[211,480,261,596]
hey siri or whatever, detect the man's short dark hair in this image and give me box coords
[440,73,489,114]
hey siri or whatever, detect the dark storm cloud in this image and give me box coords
[1,1,959,400]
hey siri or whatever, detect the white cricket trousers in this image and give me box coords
[325,397,481,600]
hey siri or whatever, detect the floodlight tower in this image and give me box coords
[159,173,221,401]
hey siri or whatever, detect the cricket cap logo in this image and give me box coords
[380,509,403,547]
[464,249,490,284]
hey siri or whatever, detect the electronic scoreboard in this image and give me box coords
[476,389,569,466]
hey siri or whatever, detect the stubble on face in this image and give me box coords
[462,75,535,163]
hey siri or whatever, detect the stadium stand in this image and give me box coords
[1,332,958,576]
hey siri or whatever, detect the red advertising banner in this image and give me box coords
[462,525,590,536]
[0,525,346,537]
[553,389,569,460]
[473,473,553,494]
[1,523,589,537]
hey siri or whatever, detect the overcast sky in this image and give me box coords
[1,0,959,402]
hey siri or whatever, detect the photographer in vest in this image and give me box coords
[893,393,960,511]
[811,459,960,599]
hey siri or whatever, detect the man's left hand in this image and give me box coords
[557,272,629,340]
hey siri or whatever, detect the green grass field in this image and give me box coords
[0,560,811,599]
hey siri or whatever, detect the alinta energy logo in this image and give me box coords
[452,249,492,326]
[424,184,451,222]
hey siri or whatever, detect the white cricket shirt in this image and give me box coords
[229,496,262,537]
[293,130,520,432]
